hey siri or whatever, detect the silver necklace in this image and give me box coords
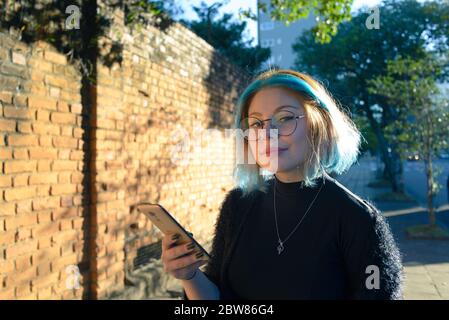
[274,176,324,255]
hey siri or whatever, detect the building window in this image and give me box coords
[260,21,274,31]
[261,39,275,48]
[277,38,282,45]
[277,54,282,62]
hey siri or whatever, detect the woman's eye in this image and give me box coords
[249,122,261,128]
[278,116,294,123]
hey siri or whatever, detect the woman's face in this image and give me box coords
[246,87,310,179]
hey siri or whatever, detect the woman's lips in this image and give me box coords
[265,147,288,156]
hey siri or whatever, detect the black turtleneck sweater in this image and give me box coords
[224,174,403,299]
[181,173,404,300]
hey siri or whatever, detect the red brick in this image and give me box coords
[33,223,60,238]
[0,148,12,159]
[16,200,32,214]
[37,160,51,172]
[58,172,71,184]
[36,236,52,250]
[50,184,77,196]
[0,259,15,274]
[61,196,73,208]
[61,126,72,137]
[3,107,32,119]
[4,186,36,201]
[32,273,59,290]
[0,91,13,104]
[29,172,58,185]
[6,134,38,147]
[53,136,78,148]
[35,109,50,121]
[71,172,83,183]
[16,212,38,228]
[38,135,52,147]
[35,261,52,277]
[29,148,58,160]
[17,122,32,133]
[44,50,66,65]
[0,288,15,300]
[13,148,29,159]
[15,255,32,271]
[0,175,12,188]
[12,267,36,289]
[5,239,38,259]
[73,128,84,138]
[32,122,60,135]
[13,95,28,108]
[28,96,57,110]
[0,230,15,244]
[70,103,82,114]
[0,202,15,216]
[57,101,70,112]
[45,75,68,88]
[12,173,29,187]
[52,160,77,171]
[51,254,78,272]
[3,160,35,173]
[32,197,60,210]
[50,112,76,125]
[36,211,52,224]
[0,119,16,132]
[16,227,32,242]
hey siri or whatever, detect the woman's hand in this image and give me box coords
[161,232,208,280]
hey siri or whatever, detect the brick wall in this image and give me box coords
[0,11,248,299]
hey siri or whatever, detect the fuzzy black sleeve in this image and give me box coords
[339,199,404,300]
[182,188,237,300]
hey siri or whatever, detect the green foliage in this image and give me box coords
[181,1,271,74]
[239,0,354,43]
[367,54,449,160]
[292,0,449,125]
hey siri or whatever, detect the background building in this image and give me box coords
[257,0,316,69]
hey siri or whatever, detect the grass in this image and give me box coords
[373,191,415,202]
[406,224,449,240]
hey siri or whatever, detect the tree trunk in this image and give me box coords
[365,107,404,192]
[425,154,436,226]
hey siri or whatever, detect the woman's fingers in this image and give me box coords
[166,241,197,261]
[167,250,206,272]
[162,232,180,251]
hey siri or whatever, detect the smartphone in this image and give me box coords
[136,202,211,261]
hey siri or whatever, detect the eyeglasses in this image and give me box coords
[239,110,305,141]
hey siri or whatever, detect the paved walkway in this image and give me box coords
[337,155,449,300]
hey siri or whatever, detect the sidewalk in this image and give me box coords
[338,155,449,300]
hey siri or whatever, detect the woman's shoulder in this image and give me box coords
[322,174,381,223]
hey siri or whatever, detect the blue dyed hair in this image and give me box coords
[232,69,362,197]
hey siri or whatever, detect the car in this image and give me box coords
[438,152,449,160]
[407,153,420,161]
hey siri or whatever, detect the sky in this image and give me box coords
[176,0,384,45]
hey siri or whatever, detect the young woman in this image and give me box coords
[161,69,404,300]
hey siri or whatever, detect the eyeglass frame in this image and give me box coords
[239,111,306,141]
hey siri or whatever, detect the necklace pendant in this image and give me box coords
[277,240,284,255]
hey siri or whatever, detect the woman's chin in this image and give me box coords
[257,157,291,173]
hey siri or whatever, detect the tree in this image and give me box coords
[292,0,449,192]
[240,0,354,43]
[368,54,449,226]
[180,1,271,74]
